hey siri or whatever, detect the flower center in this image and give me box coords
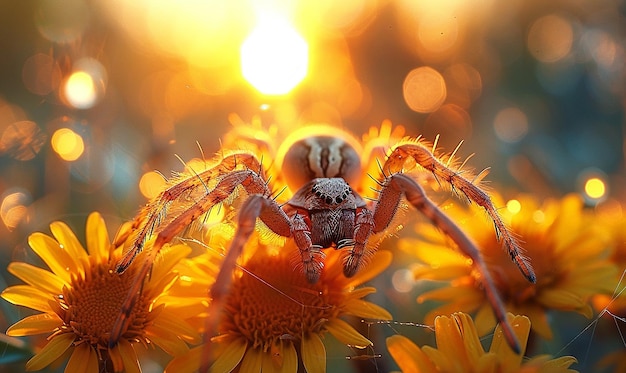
[57,259,150,348]
[222,249,339,350]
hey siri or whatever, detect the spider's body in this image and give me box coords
[110,122,535,362]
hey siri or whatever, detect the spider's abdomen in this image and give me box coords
[277,126,362,191]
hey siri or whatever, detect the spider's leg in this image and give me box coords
[110,169,269,347]
[373,173,522,354]
[200,193,292,372]
[291,212,325,283]
[116,153,263,272]
[384,142,535,283]
[343,207,375,277]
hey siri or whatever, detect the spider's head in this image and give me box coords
[277,125,362,192]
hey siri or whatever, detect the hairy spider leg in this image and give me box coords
[342,207,376,277]
[115,153,264,267]
[109,169,270,348]
[115,153,263,272]
[201,193,292,372]
[286,206,376,282]
[289,212,325,283]
[384,142,536,283]
[373,173,522,354]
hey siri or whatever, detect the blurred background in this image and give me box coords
[0,0,625,371]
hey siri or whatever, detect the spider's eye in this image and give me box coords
[278,132,361,191]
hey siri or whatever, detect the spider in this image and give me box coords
[110,122,535,363]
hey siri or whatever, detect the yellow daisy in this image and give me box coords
[1,212,201,372]
[404,193,618,339]
[387,312,578,373]
[166,229,393,373]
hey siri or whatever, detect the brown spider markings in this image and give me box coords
[110,123,535,370]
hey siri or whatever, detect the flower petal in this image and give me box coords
[403,240,469,267]
[145,323,190,357]
[342,299,392,320]
[386,335,437,373]
[432,315,467,366]
[113,339,141,373]
[279,341,298,373]
[475,352,498,373]
[151,244,193,283]
[239,346,263,372]
[474,303,497,337]
[1,285,54,313]
[488,314,529,363]
[413,264,471,281]
[531,355,578,371]
[6,313,62,336]
[453,313,485,365]
[28,232,77,283]
[302,334,326,373]
[210,339,247,373]
[536,289,585,310]
[65,343,98,373]
[524,306,553,340]
[86,212,110,261]
[150,309,201,344]
[261,349,279,373]
[25,332,75,371]
[325,318,372,349]
[418,284,482,303]
[346,287,376,300]
[347,250,392,287]
[49,221,87,268]
[7,262,67,295]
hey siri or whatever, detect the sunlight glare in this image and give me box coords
[64,71,98,109]
[63,58,107,109]
[241,13,308,95]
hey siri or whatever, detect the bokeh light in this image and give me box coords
[241,13,309,95]
[493,107,529,143]
[21,53,62,96]
[506,199,522,215]
[403,66,446,113]
[62,58,107,109]
[0,190,31,231]
[585,178,606,200]
[0,120,47,161]
[577,168,609,204]
[527,14,574,63]
[50,128,85,161]
[139,171,167,199]
[391,268,415,293]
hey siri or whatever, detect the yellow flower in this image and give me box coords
[1,212,201,372]
[404,193,618,339]
[166,230,392,373]
[387,312,578,373]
